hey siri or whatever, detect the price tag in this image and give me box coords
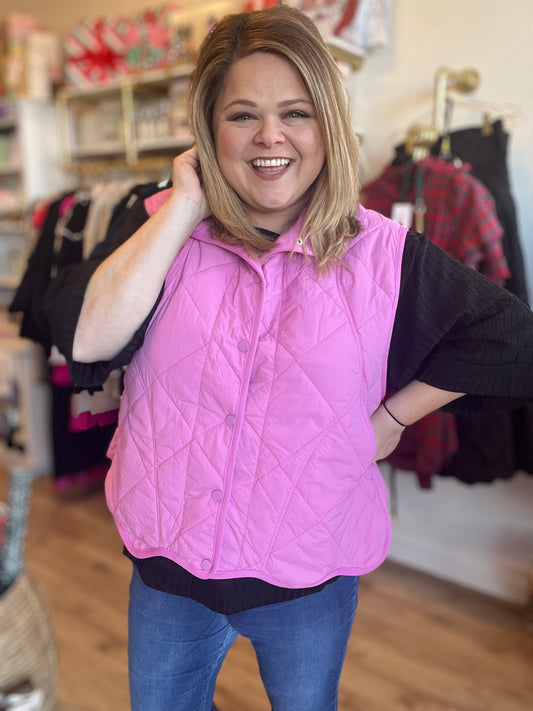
[391,202,414,229]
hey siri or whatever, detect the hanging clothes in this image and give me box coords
[361,153,509,487]
[9,192,73,351]
[9,191,108,491]
[437,119,529,303]
[8,181,159,493]
[432,120,533,484]
[362,154,509,281]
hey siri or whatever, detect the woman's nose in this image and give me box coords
[254,117,284,147]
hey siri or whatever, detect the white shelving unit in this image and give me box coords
[0,99,65,308]
[0,105,24,305]
[0,101,63,476]
[56,65,195,172]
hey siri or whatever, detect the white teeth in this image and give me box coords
[252,158,290,167]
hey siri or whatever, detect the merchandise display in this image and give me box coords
[1,13,62,100]
[63,2,236,89]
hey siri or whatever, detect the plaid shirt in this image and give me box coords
[362,155,509,484]
[362,155,509,282]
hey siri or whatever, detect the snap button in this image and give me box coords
[254,274,261,284]
[296,237,303,245]
[225,414,235,427]
[211,489,223,503]
[201,558,212,571]
[238,340,249,352]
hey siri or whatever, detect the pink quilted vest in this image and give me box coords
[105,199,407,587]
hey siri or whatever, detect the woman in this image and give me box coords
[44,5,533,711]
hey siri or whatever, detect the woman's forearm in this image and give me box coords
[382,380,465,427]
[73,192,202,363]
[371,380,465,462]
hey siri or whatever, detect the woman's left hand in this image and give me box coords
[369,403,405,462]
[369,381,466,462]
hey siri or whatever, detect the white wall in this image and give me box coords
[383,467,533,604]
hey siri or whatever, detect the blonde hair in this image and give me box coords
[189,4,361,267]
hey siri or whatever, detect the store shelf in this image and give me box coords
[57,64,195,99]
[56,64,195,170]
[0,219,25,235]
[136,134,194,152]
[0,165,22,176]
[0,99,64,304]
[0,114,17,131]
[70,141,127,158]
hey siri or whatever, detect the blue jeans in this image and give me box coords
[128,567,359,711]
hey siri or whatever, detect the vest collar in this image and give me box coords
[191,211,314,260]
[145,188,315,260]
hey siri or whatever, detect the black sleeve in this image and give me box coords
[43,198,161,391]
[388,231,533,414]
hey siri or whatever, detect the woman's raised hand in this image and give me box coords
[171,147,211,225]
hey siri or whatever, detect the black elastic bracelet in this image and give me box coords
[382,400,407,428]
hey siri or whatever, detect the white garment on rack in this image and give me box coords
[83,179,135,259]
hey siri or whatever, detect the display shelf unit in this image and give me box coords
[56,64,195,173]
[0,100,64,308]
[0,215,26,295]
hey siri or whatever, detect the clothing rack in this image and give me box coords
[432,66,480,133]
[406,66,480,161]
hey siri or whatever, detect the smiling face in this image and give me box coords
[212,52,326,234]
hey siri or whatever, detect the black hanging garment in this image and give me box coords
[436,120,533,483]
[9,194,72,351]
[9,193,114,490]
[42,181,164,491]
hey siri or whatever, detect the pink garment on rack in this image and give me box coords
[59,193,76,217]
[49,364,120,432]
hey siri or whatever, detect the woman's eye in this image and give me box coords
[285,110,309,119]
[230,113,254,122]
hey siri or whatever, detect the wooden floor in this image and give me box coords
[8,475,533,711]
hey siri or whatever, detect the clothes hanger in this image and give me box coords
[446,96,526,134]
